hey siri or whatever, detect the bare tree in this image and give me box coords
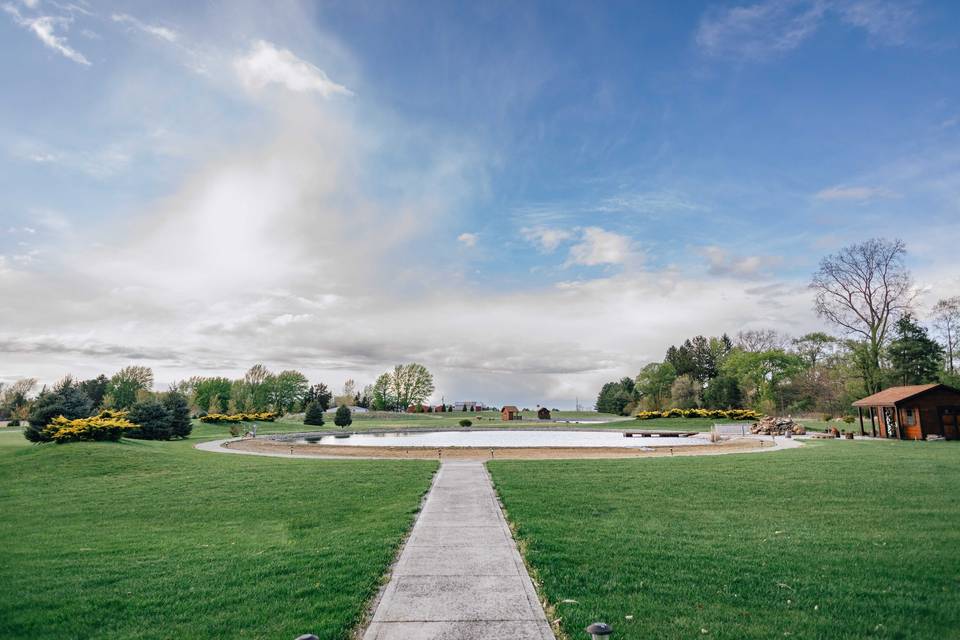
[810,238,914,393]
[735,329,788,352]
[932,296,960,374]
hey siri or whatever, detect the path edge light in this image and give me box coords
[586,621,613,638]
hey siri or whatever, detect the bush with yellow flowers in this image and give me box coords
[42,410,137,443]
[199,412,278,424]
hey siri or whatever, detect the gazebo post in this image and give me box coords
[869,406,877,438]
[858,406,865,436]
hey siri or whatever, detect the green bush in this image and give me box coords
[25,379,93,442]
[128,400,173,440]
[843,415,856,424]
[304,402,325,426]
[459,419,472,427]
[334,405,352,428]
[163,392,193,438]
[7,419,20,427]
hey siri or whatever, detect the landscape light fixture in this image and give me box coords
[586,622,613,639]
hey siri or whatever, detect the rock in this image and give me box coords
[750,416,806,435]
[295,635,319,640]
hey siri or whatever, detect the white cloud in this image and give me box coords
[521,226,573,253]
[696,0,825,59]
[813,185,896,201]
[699,245,782,278]
[457,232,478,247]
[111,13,178,43]
[696,0,918,59]
[566,227,634,267]
[593,190,706,216]
[837,0,918,45]
[234,40,352,97]
[3,3,90,65]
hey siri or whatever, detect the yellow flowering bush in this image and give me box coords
[199,412,278,424]
[635,408,761,421]
[43,411,137,443]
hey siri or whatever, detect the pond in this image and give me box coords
[294,430,710,448]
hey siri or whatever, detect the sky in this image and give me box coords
[2,0,959,407]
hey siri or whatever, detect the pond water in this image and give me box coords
[294,430,710,448]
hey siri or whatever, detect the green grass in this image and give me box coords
[629,417,751,430]
[0,431,436,639]
[489,441,960,639]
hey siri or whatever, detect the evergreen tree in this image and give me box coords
[334,405,352,428]
[128,399,174,440]
[887,314,944,386]
[304,402,326,426]
[25,377,93,442]
[304,383,333,411]
[163,391,192,438]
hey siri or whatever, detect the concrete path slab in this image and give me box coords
[362,461,554,640]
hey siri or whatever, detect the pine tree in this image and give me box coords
[304,402,326,426]
[334,405,352,428]
[887,314,944,386]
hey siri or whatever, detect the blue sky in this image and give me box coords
[2,0,959,406]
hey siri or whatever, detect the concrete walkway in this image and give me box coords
[362,461,555,640]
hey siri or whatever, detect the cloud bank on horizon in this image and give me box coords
[1,0,959,407]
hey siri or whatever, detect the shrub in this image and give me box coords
[128,400,173,440]
[163,392,193,438]
[634,408,761,421]
[199,412,278,423]
[42,411,137,443]
[822,414,834,422]
[843,415,856,424]
[459,419,472,427]
[228,424,243,437]
[334,405,352,428]
[7,419,20,427]
[25,378,93,442]
[304,402,325,426]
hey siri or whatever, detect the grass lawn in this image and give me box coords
[489,440,960,639]
[0,430,436,639]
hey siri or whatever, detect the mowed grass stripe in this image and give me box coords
[0,433,436,639]
[489,441,960,639]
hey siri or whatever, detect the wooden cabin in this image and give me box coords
[852,384,960,440]
[537,407,551,420]
[501,405,521,421]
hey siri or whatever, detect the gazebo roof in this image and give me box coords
[852,384,945,407]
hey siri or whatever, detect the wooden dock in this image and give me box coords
[624,431,699,438]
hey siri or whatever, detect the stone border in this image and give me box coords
[195,433,804,460]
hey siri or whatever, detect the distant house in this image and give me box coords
[454,401,482,411]
[501,405,521,421]
[852,383,960,440]
[537,407,551,420]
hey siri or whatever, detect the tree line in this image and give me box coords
[1,362,438,438]
[596,238,959,416]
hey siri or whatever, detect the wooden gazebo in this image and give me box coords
[852,384,960,440]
